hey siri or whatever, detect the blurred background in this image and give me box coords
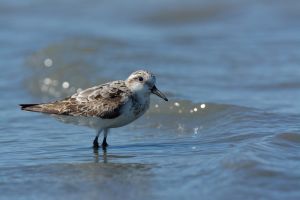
[0,0,300,199]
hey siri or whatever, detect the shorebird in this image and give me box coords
[20,70,168,149]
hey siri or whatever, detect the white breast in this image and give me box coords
[106,97,150,128]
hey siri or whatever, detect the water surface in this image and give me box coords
[1,0,300,199]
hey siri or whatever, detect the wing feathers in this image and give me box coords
[20,81,131,119]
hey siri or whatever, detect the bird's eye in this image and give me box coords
[138,77,144,82]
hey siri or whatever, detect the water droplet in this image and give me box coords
[174,102,180,107]
[178,123,184,132]
[194,127,199,134]
[44,58,53,67]
[193,107,198,112]
[62,81,70,89]
[200,104,206,109]
[43,78,52,85]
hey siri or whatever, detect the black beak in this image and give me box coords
[151,85,168,101]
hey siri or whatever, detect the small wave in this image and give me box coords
[130,99,254,135]
[142,2,234,25]
[273,132,300,144]
[147,99,251,116]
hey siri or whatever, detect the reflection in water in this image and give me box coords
[93,147,108,163]
[0,161,153,200]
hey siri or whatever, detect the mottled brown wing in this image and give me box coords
[21,81,132,119]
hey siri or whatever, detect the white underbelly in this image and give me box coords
[52,114,138,130]
[51,99,149,130]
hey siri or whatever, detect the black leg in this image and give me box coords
[101,136,108,149]
[93,136,99,148]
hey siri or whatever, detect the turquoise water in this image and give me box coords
[1,0,300,199]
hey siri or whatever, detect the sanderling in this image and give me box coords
[20,70,168,149]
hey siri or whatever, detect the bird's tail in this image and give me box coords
[19,104,43,112]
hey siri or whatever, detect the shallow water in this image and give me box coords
[1,0,300,199]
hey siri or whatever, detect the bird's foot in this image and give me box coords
[93,143,99,149]
[93,137,99,149]
[101,141,109,150]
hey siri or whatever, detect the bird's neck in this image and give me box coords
[131,92,150,117]
[133,91,150,104]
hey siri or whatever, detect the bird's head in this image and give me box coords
[126,70,168,101]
